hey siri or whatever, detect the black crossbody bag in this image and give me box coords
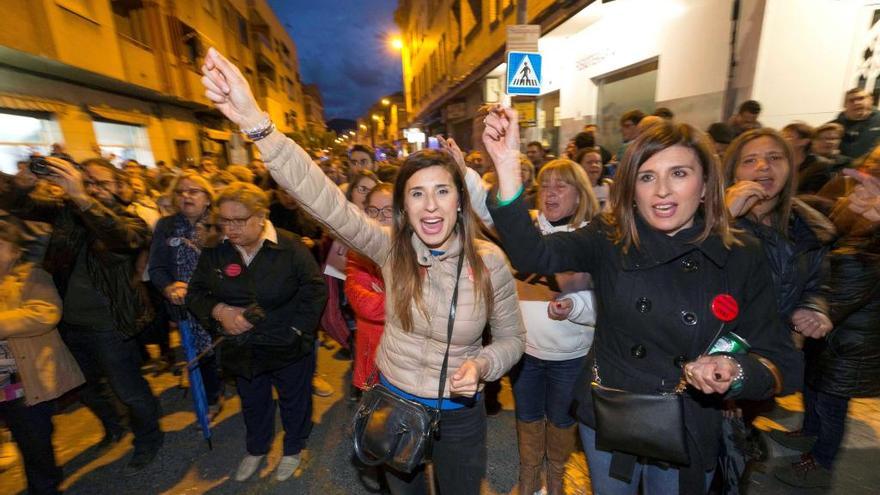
[352,254,465,474]
[590,307,731,466]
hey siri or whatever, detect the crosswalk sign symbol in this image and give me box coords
[507,51,542,96]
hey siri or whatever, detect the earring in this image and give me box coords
[632,201,637,208]
[457,206,461,212]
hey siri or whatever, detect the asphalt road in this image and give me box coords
[1,337,878,494]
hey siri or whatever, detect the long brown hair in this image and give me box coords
[390,150,493,332]
[608,121,738,251]
[536,159,600,227]
[722,128,797,238]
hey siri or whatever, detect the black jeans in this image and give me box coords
[0,399,62,495]
[803,383,851,469]
[384,398,487,495]
[60,324,163,451]
[235,352,315,456]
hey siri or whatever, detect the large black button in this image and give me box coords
[636,297,652,313]
[681,311,698,326]
[674,355,688,369]
[631,345,646,359]
[681,257,699,272]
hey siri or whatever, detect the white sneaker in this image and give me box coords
[275,453,301,481]
[233,454,264,482]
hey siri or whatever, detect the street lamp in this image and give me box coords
[381,98,390,106]
[390,36,403,51]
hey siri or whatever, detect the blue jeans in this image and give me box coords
[510,354,582,427]
[802,383,850,469]
[579,424,713,495]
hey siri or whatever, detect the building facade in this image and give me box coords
[397,0,879,155]
[302,83,326,131]
[0,0,307,173]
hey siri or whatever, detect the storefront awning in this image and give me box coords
[87,105,151,126]
[0,93,67,113]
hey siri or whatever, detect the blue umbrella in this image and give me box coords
[174,306,213,450]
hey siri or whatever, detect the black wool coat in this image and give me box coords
[490,196,802,490]
[187,228,327,378]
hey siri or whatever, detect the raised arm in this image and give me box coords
[482,105,600,274]
[200,48,390,265]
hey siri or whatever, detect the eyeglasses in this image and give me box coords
[354,184,372,195]
[217,215,253,229]
[365,206,393,219]
[175,188,207,196]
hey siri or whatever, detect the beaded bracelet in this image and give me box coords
[718,354,745,391]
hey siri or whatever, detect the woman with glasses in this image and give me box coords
[346,182,393,401]
[186,182,326,482]
[148,172,223,413]
[201,48,524,494]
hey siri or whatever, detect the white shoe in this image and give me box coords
[275,453,301,481]
[234,454,264,481]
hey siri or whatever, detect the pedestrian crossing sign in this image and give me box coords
[507,51,542,96]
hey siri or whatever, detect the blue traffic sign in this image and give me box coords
[507,51,542,96]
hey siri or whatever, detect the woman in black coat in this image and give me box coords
[186,182,326,483]
[772,172,880,488]
[483,108,801,494]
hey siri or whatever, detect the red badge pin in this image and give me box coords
[711,294,739,322]
[224,263,242,277]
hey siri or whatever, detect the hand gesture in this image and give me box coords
[791,308,833,339]
[843,168,880,223]
[163,281,189,306]
[201,47,266,130]
[684,355,740,395]
[547,298,573,321]
[481,105,522,200]
[45,157,88,203]
[449,359,483,397]
[725,180,768,218]
[436,135,467,175]
[215,304,254,335]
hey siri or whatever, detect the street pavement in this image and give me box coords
[0,337,878,494]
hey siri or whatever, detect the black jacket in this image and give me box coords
[0,182,152,336]
[186,228,327,378]
[736,198,835,320]
[490,196,802,490]
[834,110,880,159]
[806,227,880,398]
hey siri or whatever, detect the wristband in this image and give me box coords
[719,354,744,392]
[496,185,524,207]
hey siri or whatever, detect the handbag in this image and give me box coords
[590,304,734,465]
[352,253,465,474]
[590,362,690,465]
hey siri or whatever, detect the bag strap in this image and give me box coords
[433,251,466,423]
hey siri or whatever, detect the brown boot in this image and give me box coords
[516,419,546,495]
[546,423,577,495]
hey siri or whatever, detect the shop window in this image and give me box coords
[111,0,150,47]
[595,59,658,152]
[92,120,155,166]
[0,112,64,174]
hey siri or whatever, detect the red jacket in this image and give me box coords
[345,251,385,389]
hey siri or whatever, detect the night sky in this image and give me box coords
[268,0,402,121]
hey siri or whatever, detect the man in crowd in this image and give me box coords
[526,141,547,171]
[348,144,376,175]
[199,153,219,175]
[617,109,645,161]
[833,88,880,159]
[2,157,163,476]
[728,99,763,136]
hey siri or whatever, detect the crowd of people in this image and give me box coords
[0,45,878,495]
